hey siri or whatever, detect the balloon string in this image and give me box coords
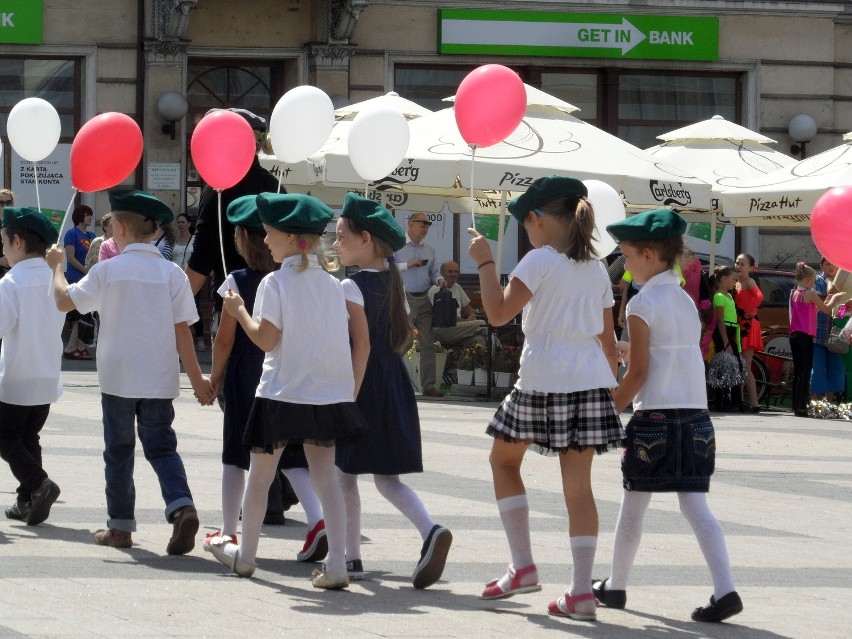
[277,172,283,194]
[469,145,477,232]
[50,190,78,297]
[364,183,369,200]
[217,189,228,290]
[34,163,42,212]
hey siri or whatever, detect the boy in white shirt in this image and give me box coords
[46,190,215,554]
[0,208,65,526]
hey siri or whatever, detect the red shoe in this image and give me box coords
[547,592,598,621]
[297,519,328,562]
[480,564,541,600]
[202,530,237,553]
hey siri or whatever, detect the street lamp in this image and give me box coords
[788,114,817,160]
[157,91,189,140]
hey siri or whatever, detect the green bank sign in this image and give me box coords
[439,10,718,61]
[0,0,42,44]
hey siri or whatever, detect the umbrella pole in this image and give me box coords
[709,212,717,271]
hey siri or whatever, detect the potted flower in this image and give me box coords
[405,339,422,393]
[466,343,490,386]
[455,346,477,386]
[493,345,521,388]
[434,341,449,384]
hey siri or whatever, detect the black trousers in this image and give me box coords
[0,402,51,500]
[790,331,814,413]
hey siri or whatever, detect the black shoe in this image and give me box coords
[412,524,452,589]
[691,591,743,622]
[592,577,627,609]
[27,478,60,526]
[5,500,31,521]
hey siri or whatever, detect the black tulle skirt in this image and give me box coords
[243,397,368,454]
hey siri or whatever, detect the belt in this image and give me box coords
[409,291,428,297]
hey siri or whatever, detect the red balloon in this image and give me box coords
[454,64,526,148]
[191,111,256,190]
[70,113,143,193]
[811,186,852,271]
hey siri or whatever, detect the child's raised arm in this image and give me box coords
[612,315,650,412]
[222,289,280,352]
[45,244,77,312]
[346,300,370,398]
[468,229,531,326]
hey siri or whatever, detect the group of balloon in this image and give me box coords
[5,61,849,271]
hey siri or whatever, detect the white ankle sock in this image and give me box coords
[338,471,362,561]
[304,445,347,575]
[239,450,283,564]
[374,474,434,539]
[569,535,597,596]
[495,494,535,590]
[220,464,245,537]
[678,492,736,598]
[609,490,652,590]
[281,466,323,528]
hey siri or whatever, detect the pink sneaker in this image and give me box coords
[202,531,237,553]
[297,519,328,562]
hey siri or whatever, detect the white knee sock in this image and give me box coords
[608,491,653,590]
[497,494,534,572]
[304,445,347,575]
[374,474,435,539]
[281,466,323,528]
[338,471,362,561]
[220,464,245,537]
[238,450,282,565]
[678,492,736,598]
[569,535,597,595]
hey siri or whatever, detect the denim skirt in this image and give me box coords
[622,408,715,492]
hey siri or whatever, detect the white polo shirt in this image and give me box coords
[626,269,707,410]
[0,258,65,405]
[255,255,354,405]
[68,243,198,399]
[428,282,469,318]
[511,246,616,393]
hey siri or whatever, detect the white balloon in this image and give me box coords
[348,106,410,182]
[269,86,334,164]
[8,97,61,162]
[583,179,626,258]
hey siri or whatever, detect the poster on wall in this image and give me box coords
[11,144,73,233]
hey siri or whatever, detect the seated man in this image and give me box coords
[428,260,488,349]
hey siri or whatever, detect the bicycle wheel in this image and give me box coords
[751,356,769,405]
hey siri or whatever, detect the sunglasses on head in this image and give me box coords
[0,200,13,205]
[413,219,432,227]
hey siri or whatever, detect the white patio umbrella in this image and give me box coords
[719,131,852,227]
[646,115,798,265]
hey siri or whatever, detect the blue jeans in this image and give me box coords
[101,394,194,532]
[622,408,715,492]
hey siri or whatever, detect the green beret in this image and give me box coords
[340,192,406,251]
[108,189,174,227]
[1,207,59,245]
[606,208,687,243]
[226,195,264,235]
[507,176,588,225]
[256,192,333,235]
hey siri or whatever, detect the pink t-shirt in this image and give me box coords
[97,237,120,262]
[789,288,816,337]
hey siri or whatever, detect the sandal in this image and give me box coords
[202,531,237,552]
[311,567,349,590]
[63,350,82,360]
[208,538,255,578]
[480,564,541,600]
[548,592,598,621]
[76,349,93,360]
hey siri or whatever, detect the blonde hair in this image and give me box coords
[293,233,337,272]
[112,210,157,240]
[794,261,816,284]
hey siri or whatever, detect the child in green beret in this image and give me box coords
[470,176,623,621]
[46,190,214,555]
[0,208,65,526]
[213,193,367,589]
[598,208,743,622]
[333,192,453,589]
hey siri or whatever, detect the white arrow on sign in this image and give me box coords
[443,17,648,55]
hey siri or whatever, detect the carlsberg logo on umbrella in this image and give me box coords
[650,181,693,206]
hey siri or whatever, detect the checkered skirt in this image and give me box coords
[487,388,625,455]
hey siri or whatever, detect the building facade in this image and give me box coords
[0,0,850,267]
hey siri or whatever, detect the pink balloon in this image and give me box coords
[191,110,256,190]
[811,186,852,271]
[71,113,143,193]
[454,64,526,148]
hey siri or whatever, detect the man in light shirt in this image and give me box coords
[428,260,487,350]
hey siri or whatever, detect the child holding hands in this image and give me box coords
[595,208,743,622]
[210,193,366,589]
[0,208,65,525]
[470,177,623,621]
[47,190,214,553]
[333,193,452,588]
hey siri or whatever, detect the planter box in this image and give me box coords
[406,351,449,394]
[494,372,513,388]
[474,367,491,386]
[456,369,474,385]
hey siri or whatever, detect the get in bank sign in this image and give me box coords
[439,9,718,61]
